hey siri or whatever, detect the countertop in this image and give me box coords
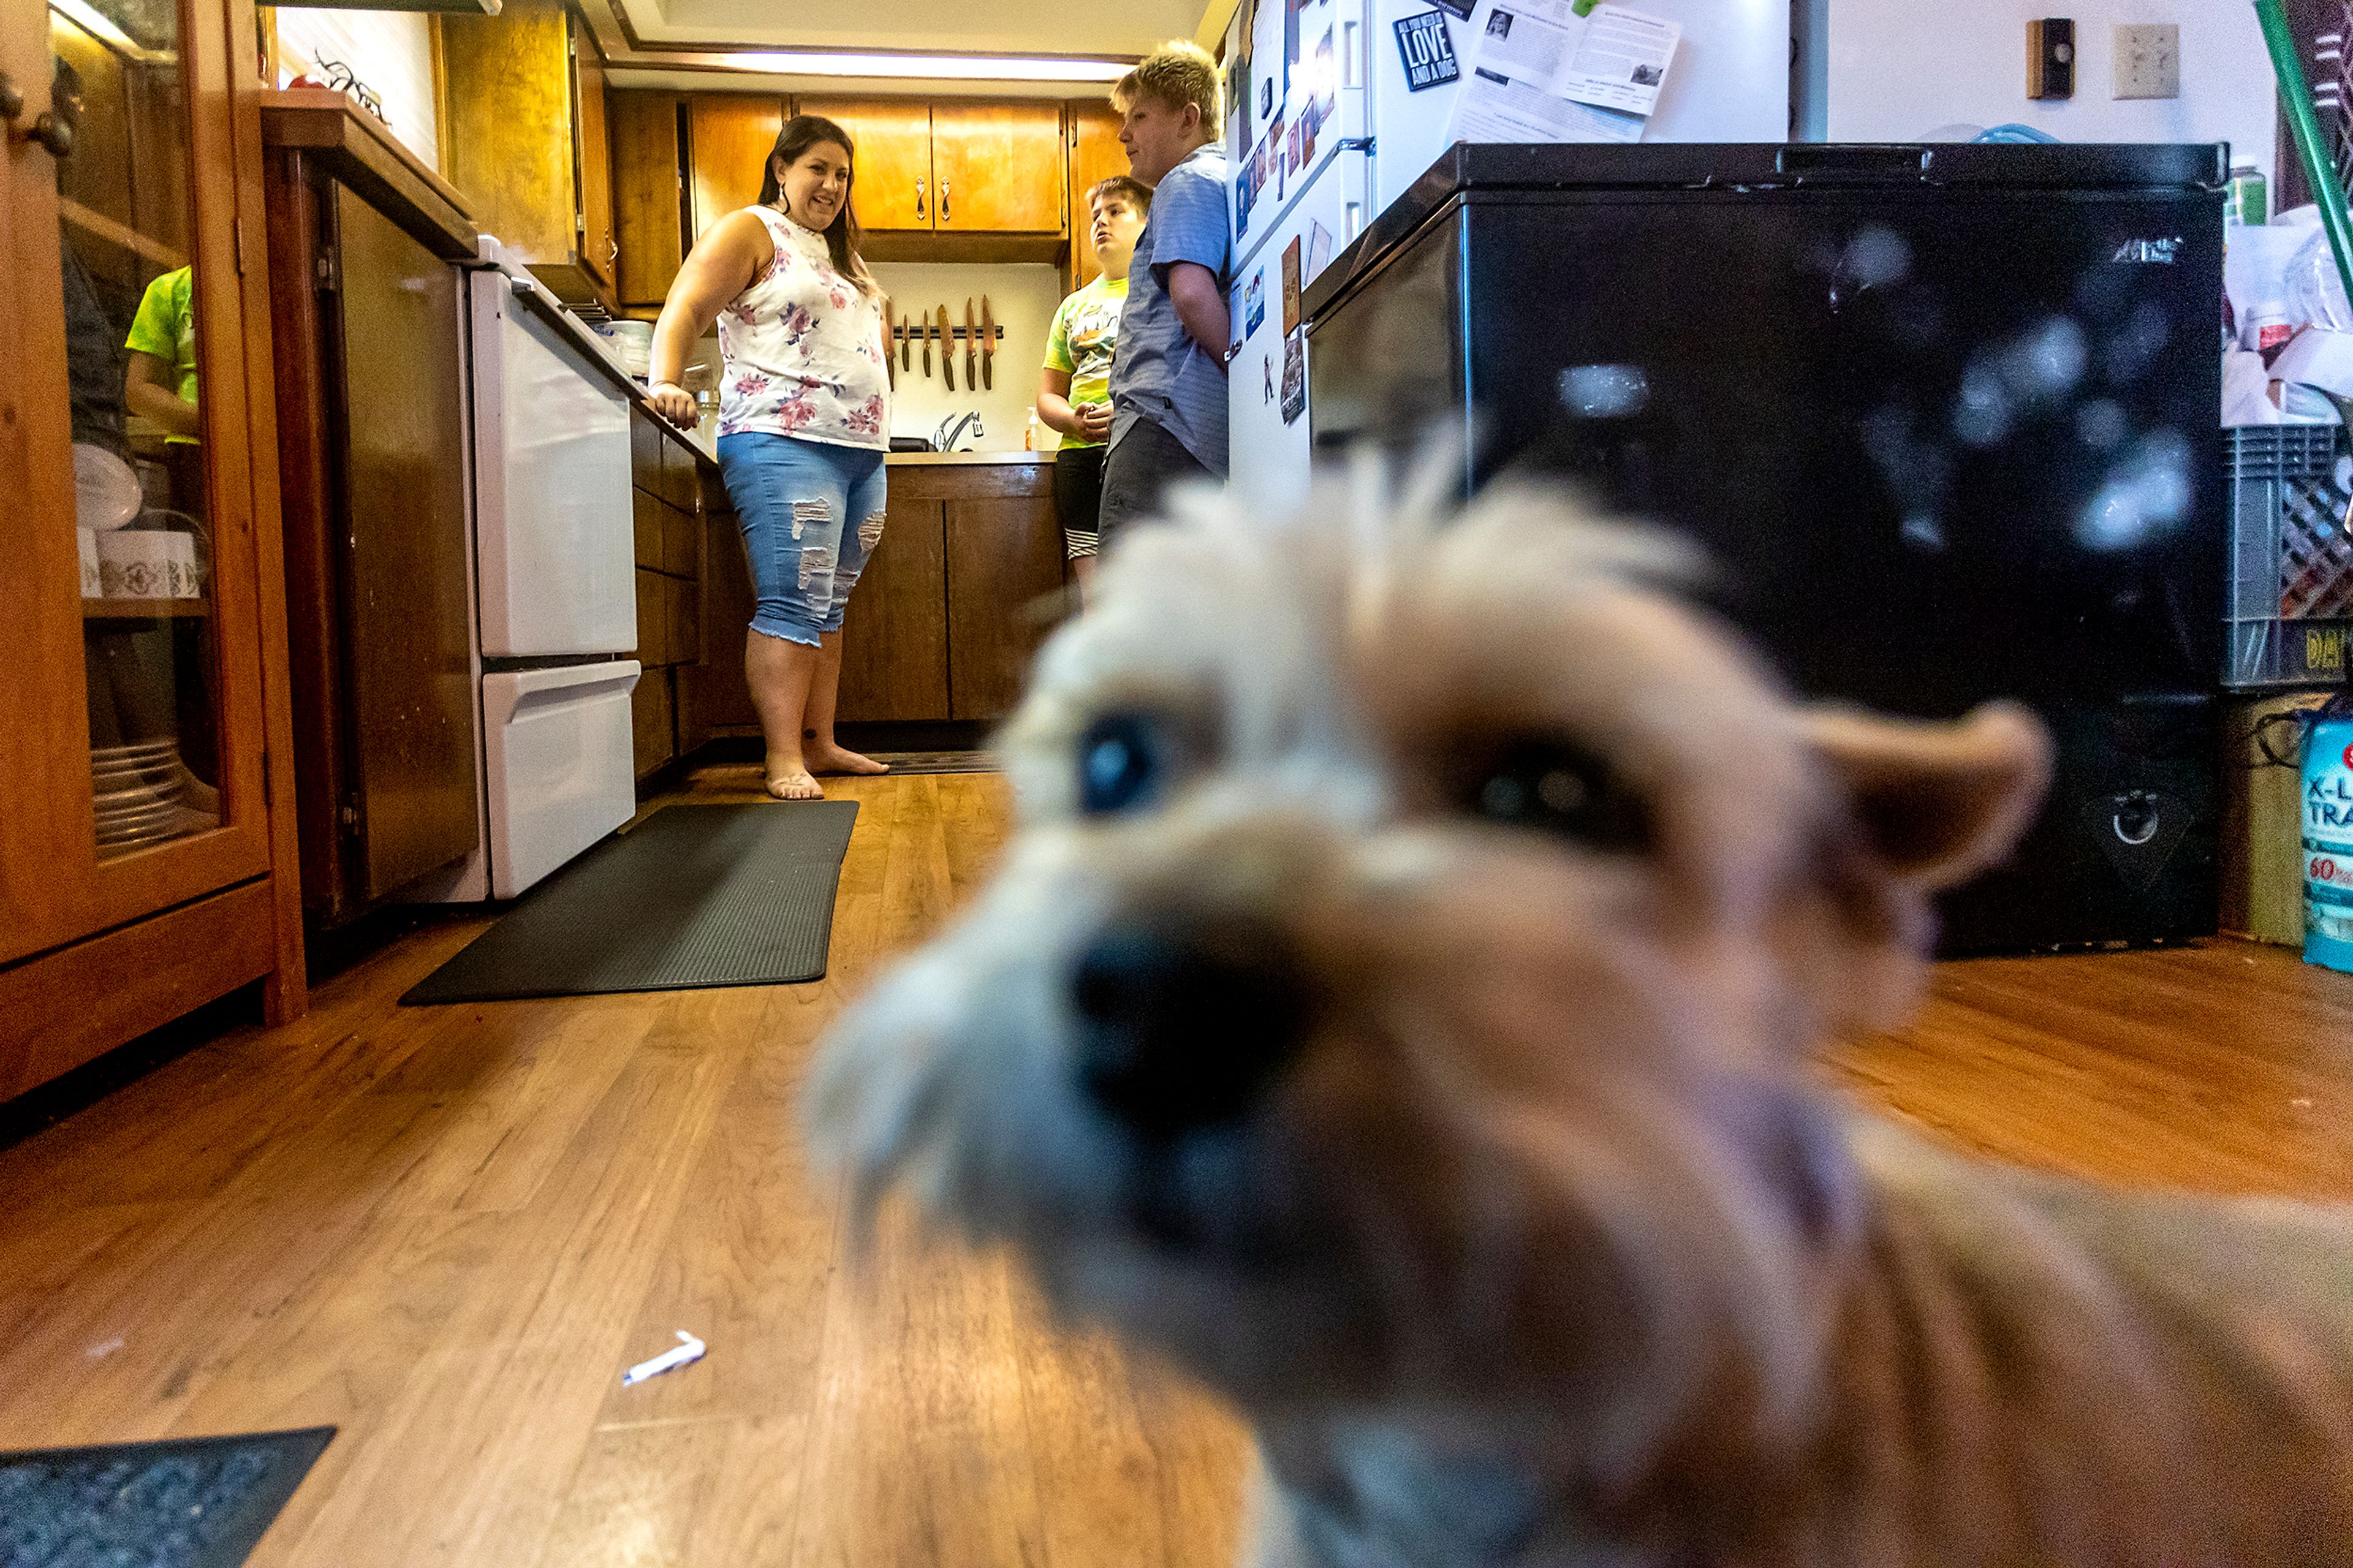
[887,450,1053,466]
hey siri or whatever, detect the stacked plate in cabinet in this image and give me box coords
[91,739,207,855]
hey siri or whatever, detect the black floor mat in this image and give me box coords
[1,1426,333,1568]
[866,751,997,776]
[401,801,859,1004]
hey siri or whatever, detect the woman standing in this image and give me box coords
[648,116,893,800]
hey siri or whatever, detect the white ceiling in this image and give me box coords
[576,0,1233,98]
[618,0,1207,56]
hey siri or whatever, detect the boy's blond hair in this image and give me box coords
[1113,40,1223,141]
[1088,174,1153,216]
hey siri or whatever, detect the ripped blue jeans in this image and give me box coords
[716,432,888,648]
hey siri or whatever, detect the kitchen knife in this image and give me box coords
[900,311,911,373]
[921,310,931,378]
[940,304,955,391]
[964,297,977,391]
[980,295,995,390]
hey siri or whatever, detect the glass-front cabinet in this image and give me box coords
[1,0,298,1018]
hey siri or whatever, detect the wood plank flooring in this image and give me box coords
[2,766,2350,1566]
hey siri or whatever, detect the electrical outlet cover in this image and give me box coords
[2113,23,2180,100]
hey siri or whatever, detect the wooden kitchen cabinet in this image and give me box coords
[687,93,785,243]
[945,490,1067,720]
[263,95,482,930]
[611,90,683,306]
[794,96,932,231]
[1066,100,1128,286]
[836,494,952,723]
[699,463,1069,730]
[439,0,615,305]
[574,36,615,294]
[627,406,716,779]
[931,102,1064,232]
[798,97,1063,240]
[2,0,305,1097]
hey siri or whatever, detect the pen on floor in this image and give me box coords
[621,1330,707,1387]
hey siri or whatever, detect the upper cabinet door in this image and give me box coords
[686,94,784,243]
[931,102,1063,232]
[0,0,276,962]
[795,97,933,232]
[610,91,683,306]
[1066,100,1128,284]
[441,0,578,265]
[572,25,615,289]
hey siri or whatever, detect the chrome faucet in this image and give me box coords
[934,411,985,452]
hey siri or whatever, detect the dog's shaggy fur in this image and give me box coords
[808,471,2353,1567]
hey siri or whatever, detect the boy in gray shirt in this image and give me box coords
[1099,40,1232,547]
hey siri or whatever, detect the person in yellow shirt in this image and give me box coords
[124,264,204,513]
[1037,175,1149,603]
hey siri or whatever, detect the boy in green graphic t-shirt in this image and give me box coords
[1038,175,1149,602]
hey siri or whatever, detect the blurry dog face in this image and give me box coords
[808,479,2047,1460]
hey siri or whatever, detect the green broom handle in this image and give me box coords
[2257,0,2353,304]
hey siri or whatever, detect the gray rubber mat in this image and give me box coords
[1,1426,333,1567]
[401,802,858,1004]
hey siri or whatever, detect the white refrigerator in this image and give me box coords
[1224,0,1794,515]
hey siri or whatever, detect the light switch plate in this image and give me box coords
[2113,23,2180,100]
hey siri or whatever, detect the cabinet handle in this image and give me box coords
[941,178,951,225]
[26,110,72,159]
[915,177,925,221]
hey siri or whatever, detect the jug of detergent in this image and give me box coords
[2306,712,2353,974]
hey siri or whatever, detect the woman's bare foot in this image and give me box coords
[806,743,890,777]
[765,768,824,801]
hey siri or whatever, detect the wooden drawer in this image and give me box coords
[631,406,662,491]
[667,575,702,665]
[699,507,757,729]
[657,430,702,510]
[631,666,675,779]
[635,567,669,665]
[662,497,702,578]
[634,488,665,570]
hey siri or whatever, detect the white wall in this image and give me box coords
[273,8,439,169]
[868,262,1065,452]
[1825,0,2276,179]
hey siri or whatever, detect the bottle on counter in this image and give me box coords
[2244,298,2294,356]
[2227,164,2269,228]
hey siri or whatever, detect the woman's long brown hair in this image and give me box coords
[759,115,877,295]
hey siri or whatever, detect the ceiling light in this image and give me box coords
[48,0,164,60]
[714,51,1127,82]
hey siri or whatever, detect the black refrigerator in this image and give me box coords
[1305,143,2229,954]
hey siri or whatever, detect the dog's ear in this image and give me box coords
[1804,701,2053,890]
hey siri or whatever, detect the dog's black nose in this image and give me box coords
[1070,919,1307,1138]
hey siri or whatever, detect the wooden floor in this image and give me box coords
[3,765,2351,1566]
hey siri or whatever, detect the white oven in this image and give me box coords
[415,240,639,903]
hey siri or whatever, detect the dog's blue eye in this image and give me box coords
[1079,715,1162,814]
[1472,739,1650,851]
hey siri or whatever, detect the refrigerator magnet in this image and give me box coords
[1282,237,1303,336]
[1395,9,1460,91]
